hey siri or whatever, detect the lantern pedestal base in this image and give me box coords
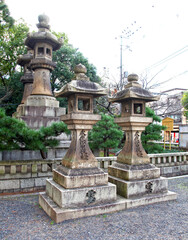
[53,166,108,189]
[39,178,126,223]
[108,163,177,206]
[123,191,177,209]
[39,192,126,223]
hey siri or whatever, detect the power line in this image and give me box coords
[144,45,188,71]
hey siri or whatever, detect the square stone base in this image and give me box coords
[39,193,126,223]
[124,190,177,209]
[108,162,160,181]
[53,166,108,189]
[46,179,117,208]
[109,175,168,198]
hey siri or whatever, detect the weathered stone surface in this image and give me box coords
[108,162,160,181]
[25,95,59,108]
[107,73,177,207]
[109,175,168,198]
[2,150,42,161]
[53,167,108,189]
[0,166,5,175]
[124,191,177,209]
[35,177,49,187]
[0,180,19,190]
[20,179,35,188]
[39,193,126,223]
[46,179,116,208]
[0,173,32,180]
[10,165,17,174]
[21,165,28,173]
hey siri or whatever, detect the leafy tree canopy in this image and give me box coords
[141,107,166,153]
[0,2,29,114]
[89,114,123,156]
[181,91,188,118]
[0,0,14,27]
[51,44,101,92]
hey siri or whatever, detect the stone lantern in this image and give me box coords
[39,64,126,223]
[108,74,176,207]
[17,48,33,104]
[13,15,70,159]
[25,14,62,106]
[15,14,66,128]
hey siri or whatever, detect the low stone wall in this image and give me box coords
[96,152,188,177]
[0,143,70,161]
[0,152,188,194]
[0,159,61,194]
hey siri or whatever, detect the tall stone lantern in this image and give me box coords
[108,74,176,208]
[13,14,70,159]
[39,64,126,223]
[15,14,65,128]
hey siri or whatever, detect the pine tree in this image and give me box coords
[89,114,123,156]
[141,107,166,153]
[0,108,70,158]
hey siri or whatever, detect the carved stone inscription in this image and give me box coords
[86,190,96,204]
[134,131,143,157]
[145,181,153,193]
[79,130,88,160]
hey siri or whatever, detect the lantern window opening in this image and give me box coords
[46,48,51,57]
[134,103,143,115]
[38,47,44,55]
[78,98,90,111]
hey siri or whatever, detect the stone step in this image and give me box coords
[39,193,126,223]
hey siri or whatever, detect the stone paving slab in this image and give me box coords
[0,176,187,240]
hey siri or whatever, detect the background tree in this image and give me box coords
[52,44,101,90]
[141,107,166,154]
[0,0,14,27]
[181,91,188,118]
[88,114,123,156]
[0,108,70,158]
[0,1,29,114]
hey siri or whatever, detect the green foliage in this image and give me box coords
[141,107,166,153]
[51,44,101,92]
[0,3,29,114]
[0,0,14,27]
[89,114,123,156]
[0,108,70,155]
[181,91,188,118]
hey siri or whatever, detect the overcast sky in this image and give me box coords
[6,0,188,92]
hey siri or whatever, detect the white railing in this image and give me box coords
[96,152,188,169]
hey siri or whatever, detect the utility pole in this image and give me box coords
[117,22,142,90]
[120,35,123,91]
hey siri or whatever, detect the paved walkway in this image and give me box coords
[0,176,188,240]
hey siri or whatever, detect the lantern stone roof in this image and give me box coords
[55,64,107,98]
[17,50,33,66]
[25,14,62,51]
[109,74,160,103]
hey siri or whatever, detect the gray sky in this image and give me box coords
[6,0,188,92]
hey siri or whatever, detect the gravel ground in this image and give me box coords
[0,176,187,240]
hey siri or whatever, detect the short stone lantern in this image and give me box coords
[108,74,176,208]
[39,64,126,223]
[17,49,33,104]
